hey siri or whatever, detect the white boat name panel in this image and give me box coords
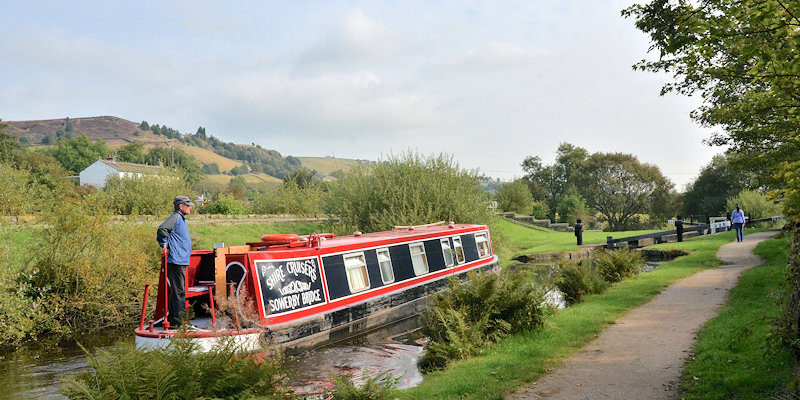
[255,257,325,314]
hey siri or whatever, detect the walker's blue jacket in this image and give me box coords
[156,210,191,265]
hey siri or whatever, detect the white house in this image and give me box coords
[79,158,163,187]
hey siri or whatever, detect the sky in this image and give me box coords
[0,1,725,190]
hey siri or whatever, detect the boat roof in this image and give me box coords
[250,223,488,253]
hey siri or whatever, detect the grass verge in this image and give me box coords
[493,218,658,266]
[395,231,734,399]
[680,236,798,399]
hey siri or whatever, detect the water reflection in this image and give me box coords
[288,315,425,396]
[0,317,425,399]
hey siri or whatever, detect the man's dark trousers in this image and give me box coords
[167,263,187,326]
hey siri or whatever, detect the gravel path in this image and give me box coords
[506,231,776,400]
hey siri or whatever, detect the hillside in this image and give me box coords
[297,157,368,177]
[6,116,164,147]
[5,116,365,181]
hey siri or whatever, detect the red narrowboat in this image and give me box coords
[135,222,498,352]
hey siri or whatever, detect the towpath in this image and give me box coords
[506,231,776,400]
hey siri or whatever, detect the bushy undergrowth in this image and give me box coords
[419,270,547,371]
[97,174,192,216]
[201,193,248,214]
[321,372,398,400]
[593,247,643,283]
[16,197,159,340]
[555,259,608,305]
[324,151,493,233]
[250,181,323,216]
[61,339,294,400]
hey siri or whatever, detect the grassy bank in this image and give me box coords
[493,218,658,266]
[680,237,798,399]
[395,231,733,399]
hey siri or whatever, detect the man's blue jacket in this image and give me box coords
[156,210,191,265]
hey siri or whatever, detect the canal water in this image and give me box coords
[0,317,425,399]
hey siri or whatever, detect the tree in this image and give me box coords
[116,141,146,164]
[283,168,315,189]
[201,163,220,175]
[139,121,150,131]
[623,0,800,186]
[495,179,535,215]
[144,146,202,184]
[556,193,590,224]
[0,120,22,164]
[224,176,247,200]
[683,154,757,217]
[522,143,588,220]
[44,134,109,174]
[575,152,674,231]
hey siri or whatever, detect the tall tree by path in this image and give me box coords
[575,152,674,231]
[623,0,800,184]
[625,0,800,357]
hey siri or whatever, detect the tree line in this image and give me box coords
[141,121,302,178]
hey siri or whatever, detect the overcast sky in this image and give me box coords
[0,1,724,190]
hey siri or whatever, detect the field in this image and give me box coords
[198,173,281,187]
[297,156,364,177]
[173,142,245,172]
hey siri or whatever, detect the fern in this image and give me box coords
[419,269,546,371]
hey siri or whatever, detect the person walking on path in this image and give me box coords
[506,231,776,400]
[732,204,746,242]
[157,195,194,327]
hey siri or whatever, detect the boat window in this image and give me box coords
[453,237,465,264]
[344,253,370,293]
[376,248,395,284]
[441,239,455,267]
[475,232,490,258]
[409,243,429,276]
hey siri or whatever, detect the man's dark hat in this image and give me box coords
[174,196,194,207]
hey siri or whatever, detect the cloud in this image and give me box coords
[293,8,403,74]
[208,69,438,137]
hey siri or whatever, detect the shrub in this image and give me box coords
[321,371,398,400]
[594,247,643,283]
[727,189,784,229]
[0,227,43,346]
[556,193,590,224]
[96,173,192,215]
[419,269,546,371]
[324,151,493,233]
[495,179,534,215]
[251,182,323,216]
[531,200,550,219]
[61,339,294,400]
[0,163,34,215]
[202,193,247,214]
[20,195,159,338]
[555,259,608,305]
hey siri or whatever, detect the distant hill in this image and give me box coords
[6,116,162,147]
[4,116,367,182]
[297,157,373,178]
